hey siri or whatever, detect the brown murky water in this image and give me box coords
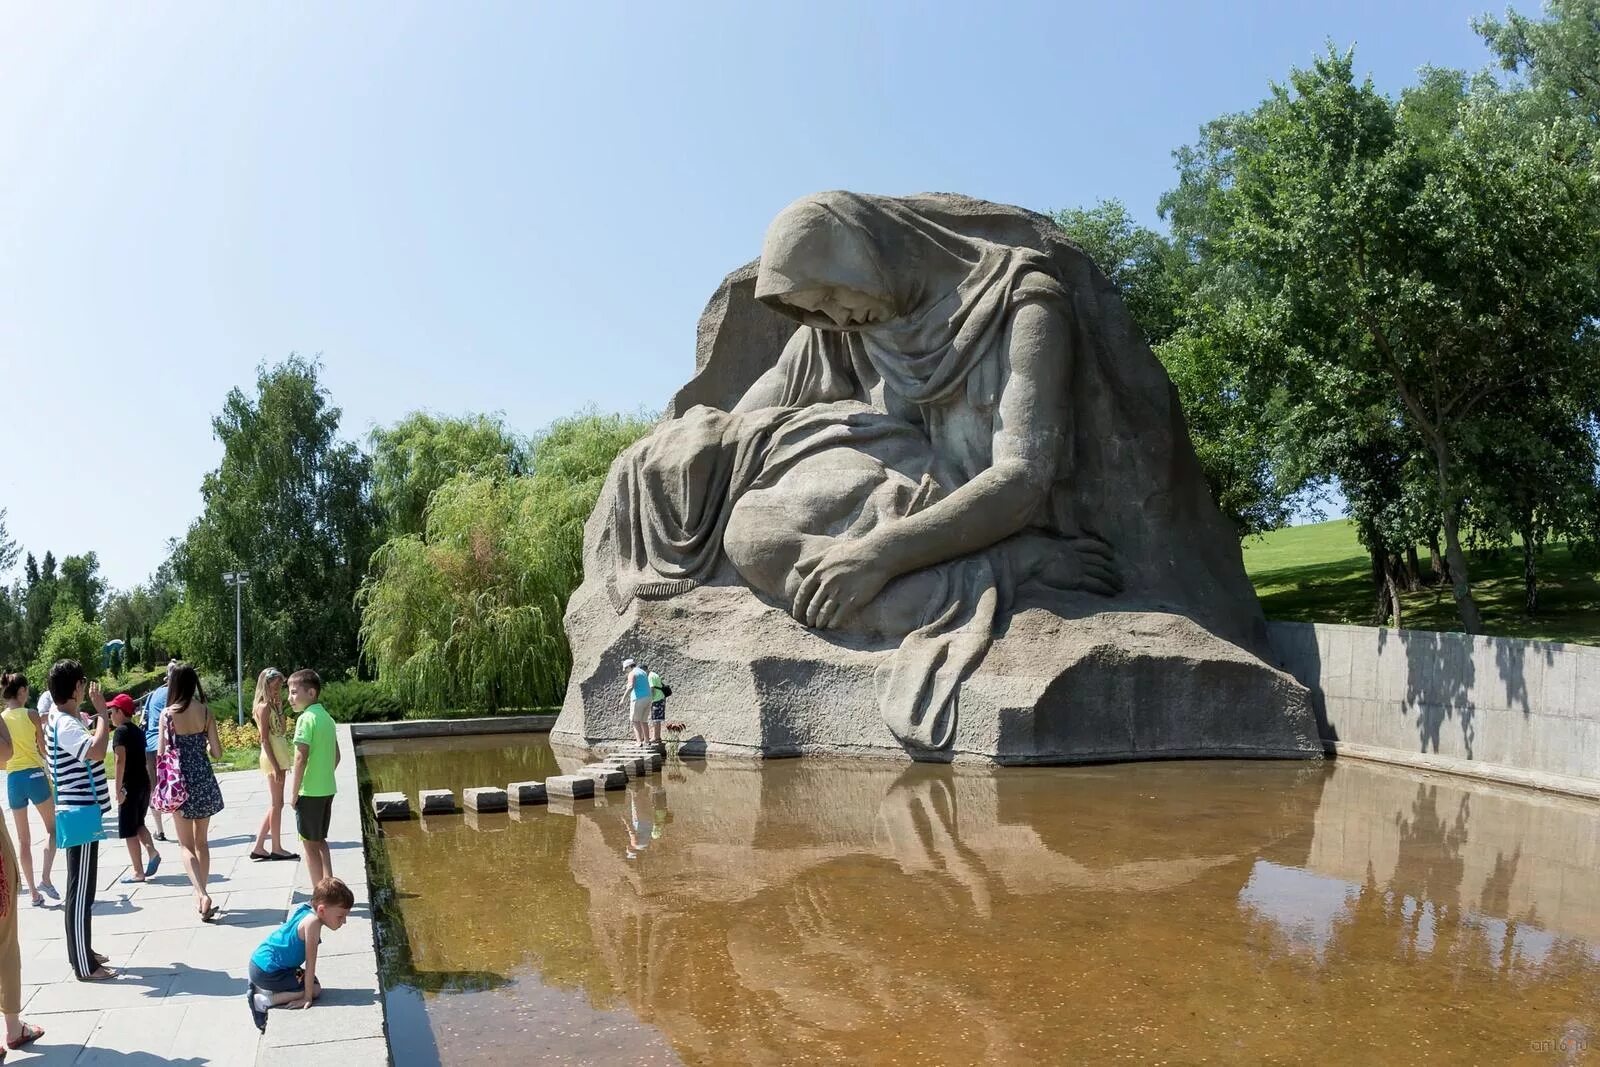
[359,736,1600,1065]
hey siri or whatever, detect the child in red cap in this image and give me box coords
[108,694,162,882]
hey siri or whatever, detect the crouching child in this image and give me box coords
[246,877,354,1031]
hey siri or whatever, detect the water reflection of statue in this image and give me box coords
[561,759,1328,1064]
[561,192,1318,760]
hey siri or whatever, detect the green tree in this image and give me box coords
[1053,201,1307,535]
[29,607,106,690]
[175,356,379,673]
[22,551,58,656]
[360,411,651,711]
[1477,0,1600,124]
[57,552,106,623]
[1163,50,1600,632]
[369,412,530,538]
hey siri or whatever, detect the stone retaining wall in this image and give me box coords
[1269,621,1600,796]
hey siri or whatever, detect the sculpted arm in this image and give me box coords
[792,300,1068,627]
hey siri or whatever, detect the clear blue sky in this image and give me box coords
[0,1,1524,590]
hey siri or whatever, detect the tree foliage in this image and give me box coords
[175,356,379,673]
[28,607,106,690]
[369,412,530,539]
[359,411,652,711]
[1160,49,1600,631]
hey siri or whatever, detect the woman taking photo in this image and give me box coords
[248,668,296,862]
[43,661,115,981]
[0,673,56,908]
[158,664,225,922]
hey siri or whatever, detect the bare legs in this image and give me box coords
[253,771,286,856]
[123,827,159,881]
[8,801,58,904]
[303,838,331,889]
[144,754,165,840]
[172,814,214,917]
[9,807,36,904]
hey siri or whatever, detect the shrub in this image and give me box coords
[319,678,406,723]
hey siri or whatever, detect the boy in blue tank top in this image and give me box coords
[246,877,355,1031]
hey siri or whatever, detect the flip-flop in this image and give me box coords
[119,875,146,884]
[6,1022,44,1049]
[201,905,220,923]
[145,854,162,878]
[29,892,43,908]
[78,968,118,982]
[268,851,299,861]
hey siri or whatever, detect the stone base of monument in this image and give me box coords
[556,585,1321,764]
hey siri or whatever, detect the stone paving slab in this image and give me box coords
[4,724,386,1066]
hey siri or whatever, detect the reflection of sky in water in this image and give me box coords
[1238,860,1360,958]
[1240,859,1600,971]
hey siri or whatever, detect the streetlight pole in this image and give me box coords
[222,571,251,725]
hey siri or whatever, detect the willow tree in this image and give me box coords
[359,411,652,712]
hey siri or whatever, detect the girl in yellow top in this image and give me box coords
[248,668,298,862]
[1,672,57,907]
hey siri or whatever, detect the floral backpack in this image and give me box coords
[152,712,188,814]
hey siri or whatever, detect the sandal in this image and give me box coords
[78,968,118,982]
[248,850,271,862]
[268,851,299,861]
[29,891,43,908]
[201,904,220,923]
[6,1022,43,1049]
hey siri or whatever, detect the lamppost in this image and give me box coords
[222,570,250,725]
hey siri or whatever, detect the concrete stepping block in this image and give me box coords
[544,774,596,799]
[463,786,508,813]
[620,750,663,772]
[419,789,457,815]
[372,792,410,821]
[578,765,626,790]
[609,756,647,777]
[508,780,547,806]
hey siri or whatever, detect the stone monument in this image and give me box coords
[555,191,1320,762]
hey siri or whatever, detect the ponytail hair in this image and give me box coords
[0,672,26,700]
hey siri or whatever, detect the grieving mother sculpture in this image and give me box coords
[556,192,1319,762]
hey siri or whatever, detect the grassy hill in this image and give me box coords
[1241,519,1600,646]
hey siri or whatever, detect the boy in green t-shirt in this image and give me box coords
[287,669,339,887]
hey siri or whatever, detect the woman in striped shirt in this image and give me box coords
[44,661,116,982]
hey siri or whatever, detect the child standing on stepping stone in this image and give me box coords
[287,669,339,888]
[246,876,354,1031]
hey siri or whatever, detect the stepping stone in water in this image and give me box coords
[578,765,626,790]
[508,781,547,806]
[419,789,457,815]
[545,774,596,799]
[464,786,508,813]
[372,792,410,821]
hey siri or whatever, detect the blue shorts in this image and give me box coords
[6,768,49,810]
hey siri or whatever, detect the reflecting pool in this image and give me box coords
[359,736,1600,1065]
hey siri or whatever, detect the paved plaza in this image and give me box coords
[7,727,384,1066]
